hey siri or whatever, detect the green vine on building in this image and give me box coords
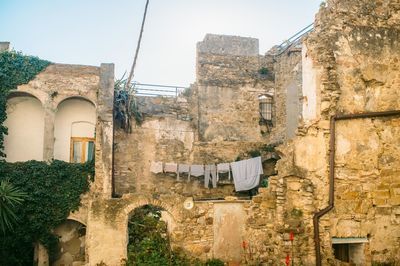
[0,50,94,265]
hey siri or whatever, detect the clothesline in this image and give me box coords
[137,127,195,133]
[150,156,263,191]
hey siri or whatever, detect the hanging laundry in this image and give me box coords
[210,164,217,188]
[191,165,205,177]
[164,163,178,173]
[217,163,231,181]
[150,161,163,174]
[177,164,190,181]
[204,164,217,188]
[230,156,263,192]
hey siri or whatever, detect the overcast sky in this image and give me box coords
[0,0,321,87]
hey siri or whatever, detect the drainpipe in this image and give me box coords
[111,103,116,198]
[313,110,400,266]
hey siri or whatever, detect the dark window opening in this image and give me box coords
[333,244,350,262]
[259,95,273,126]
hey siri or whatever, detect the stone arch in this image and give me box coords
[54,96,96,162]
[4,92,45,161]
[53,219,87,266]
[55,95,96,109]
[123,196,183,223]
[7,90,44,105]
[123,198,184,264]
[67,214,87,227]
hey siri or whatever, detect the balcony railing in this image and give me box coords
[132,82,189,97]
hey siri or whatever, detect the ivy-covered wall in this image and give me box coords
[0,160,93,265]
[0,50,95,265]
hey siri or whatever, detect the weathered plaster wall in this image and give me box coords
[4,96,45,162]
[271,45,303,141]
[301,44,321,124]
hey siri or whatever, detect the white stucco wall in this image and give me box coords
[302,44,320,123]
[4,96,45,162]
[54,98,96,162]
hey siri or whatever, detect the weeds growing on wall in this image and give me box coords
[114,77,143,133]
[0,160,93,265]
[127,205,224,266]
[0,50,51,158]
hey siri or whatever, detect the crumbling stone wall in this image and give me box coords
[195,34,275,142]
[274,0,400,264]
[86,3,400,263]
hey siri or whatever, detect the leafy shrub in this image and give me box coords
[0,160,93,265]
[127,205,224,266]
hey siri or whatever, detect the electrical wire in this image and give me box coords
[125,0,150,90]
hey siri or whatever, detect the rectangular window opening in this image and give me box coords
[332,238,367,265]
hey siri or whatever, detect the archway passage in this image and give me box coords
[52,220,86,266]
[4,94,44,161]
[54,97,95,162]
[127,205,171,265]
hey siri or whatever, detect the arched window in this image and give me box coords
[54,97,96,162]
[259,94,273,124]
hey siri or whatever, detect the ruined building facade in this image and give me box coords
[3,0,400,265]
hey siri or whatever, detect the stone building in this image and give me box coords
[2,0,400,265]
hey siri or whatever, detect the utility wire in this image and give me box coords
[125,0,150,90]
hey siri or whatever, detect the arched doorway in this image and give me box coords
[126,204,179,265]
[52,219,86,266]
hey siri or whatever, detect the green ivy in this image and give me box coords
[0,160,93,265]
[127,205,225,266]
[0,50,93,266]
[0,50,51,158]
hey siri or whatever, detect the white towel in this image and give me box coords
[150,161,163,174]
[191,165,205,177]
[230,157,263,191]
[164,163,177,173]
[217,163,231,180]
[178,164,190,181]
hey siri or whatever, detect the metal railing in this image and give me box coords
[273,23,314,56]
[132,82,189,97]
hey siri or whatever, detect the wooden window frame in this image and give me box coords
[70,137,95,163]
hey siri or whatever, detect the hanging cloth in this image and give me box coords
[191,165,205,177]
[204,164,217,188]
[178,164,190,181]
[230,156,263,191]
[217,163,231,181]
[150,161,163,174]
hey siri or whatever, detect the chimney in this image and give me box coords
[0,42,10,52]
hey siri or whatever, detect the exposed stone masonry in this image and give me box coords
[11,1,400,265]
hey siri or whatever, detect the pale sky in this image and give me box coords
[0,0,321,87]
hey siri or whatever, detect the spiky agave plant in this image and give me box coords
[0,180,27,233]
[114,76,143,133]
